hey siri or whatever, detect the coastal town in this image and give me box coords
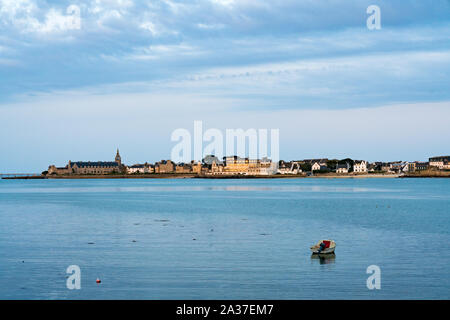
[39,150,450,178]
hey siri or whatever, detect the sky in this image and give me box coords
[0,0,449,172]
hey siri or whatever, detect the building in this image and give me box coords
[202,155,222,165]
[206,156,277,175]
[277,161,301,175]
[128,163,153,174]
[47,165,71,175]
[312,162,327,171]
[247,158,277,175]
[175,163,191,173]
[191,161,203,174]
[209,160,225,175]
[258,162,278,175]
[48,149,123,175]
[68,161,121,175]
[429,156,450,170]
[416,162,429,171]
[353,160,368,173]
[336,163,350,174]
[277,163,292,174]
[370,162,385,172]
[389,162,407,173]
[408,162,429,172]
[223,156,250,174]
[303,158,328,165]
[380,163,392,172]
[155,160,175,173]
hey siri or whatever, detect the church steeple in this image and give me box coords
[115,148,121,165]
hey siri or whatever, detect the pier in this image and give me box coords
[0,173,42,179]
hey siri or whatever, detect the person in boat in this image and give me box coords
[317,241,326,253]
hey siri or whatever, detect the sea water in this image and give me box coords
[0,178,449,299]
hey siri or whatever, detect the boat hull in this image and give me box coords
[310,247,335,254]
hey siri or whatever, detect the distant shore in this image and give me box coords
[3,171,449,180]
[400,170,450,178]
[2,174,196,180]
[2,173,406,180]
[307,173,399,179]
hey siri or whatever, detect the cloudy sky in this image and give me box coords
[0,0,449,172]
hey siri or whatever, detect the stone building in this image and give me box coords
[155,160,175,173]
[223,156,250,174]
[191,161,203,174]
[47,165,71,175]
[209,161,224,174]
[211,156,276,175]
[175,163,192,173]
[48,149,123,175]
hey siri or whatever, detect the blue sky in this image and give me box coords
[1,0,449,172]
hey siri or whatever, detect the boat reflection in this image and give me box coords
[311,253,336,265]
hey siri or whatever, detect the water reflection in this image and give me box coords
[311,253,336,265]
[0,185,401,194]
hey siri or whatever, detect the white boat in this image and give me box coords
[310,240,336,254]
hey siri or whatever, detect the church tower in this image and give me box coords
[115,148,122,165]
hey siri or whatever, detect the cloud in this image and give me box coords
[2,1,449,37]
[72,47,450,111]
[196,23,225,30]
[210,0,235,8]
[0,0,40,32]
[0,0,81,33]
[0,1,449,129]
[140,21,158,35]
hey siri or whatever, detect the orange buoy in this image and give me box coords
[96,278,101,284]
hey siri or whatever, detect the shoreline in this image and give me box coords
[3,171,449,180]
[2,173,405,180]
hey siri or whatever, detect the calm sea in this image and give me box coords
[0,178,449,299]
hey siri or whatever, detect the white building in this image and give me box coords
[277,162,302,175]
[336,163,350,174]
[312,162,327,171]
[429,156,450,170]
[353,160,368,173]
[259,163,278,175]
[127,163,153,174]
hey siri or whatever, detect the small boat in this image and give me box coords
[310,240,336,254]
